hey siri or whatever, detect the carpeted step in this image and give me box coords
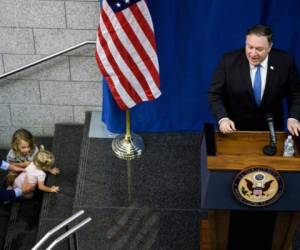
[1,137,52,250]
[0,149,10,249]
[3,197,43,250]
[0,206,10,250]
[35,124,83,249]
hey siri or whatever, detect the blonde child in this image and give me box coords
[6,128,39,186]
[13,146,60,198]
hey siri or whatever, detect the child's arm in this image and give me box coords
[47,167,60,175]
[8,161,30,168]
[6,150,30,168]
[37,181,59,193]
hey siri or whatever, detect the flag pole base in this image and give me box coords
[112,133,144,160]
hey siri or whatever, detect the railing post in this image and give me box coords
[32,210,88,250]
[45,217,92,250]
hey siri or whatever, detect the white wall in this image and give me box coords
[0,0,102,148]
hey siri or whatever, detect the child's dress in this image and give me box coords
[13,162,46,189]
[6,146,39,186]
[6,145,39,163]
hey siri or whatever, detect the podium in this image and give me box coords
[200,127,300,250]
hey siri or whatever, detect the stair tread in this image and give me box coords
[36,124,84,246]
[2,137,52,250]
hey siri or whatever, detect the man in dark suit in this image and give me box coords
[0,159,34,202]
[208,24,300,250]
[208,24,300,135]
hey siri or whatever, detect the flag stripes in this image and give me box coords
[100,10,153,100]
[130,1,156,51]
[96,0,161,110]
[118,8,160,87]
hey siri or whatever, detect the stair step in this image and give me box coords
[35,137,53,152]
[0,204,11,250]
[0,149,10,250]
[3,198,42,250]
[35,124,83,248]
[1,137,52,250]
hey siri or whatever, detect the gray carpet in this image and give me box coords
[36,124,83,249]
[70,113,204,249]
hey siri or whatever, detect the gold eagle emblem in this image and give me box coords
[232,166,284,207]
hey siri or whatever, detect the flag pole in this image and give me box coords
[112,110,144,160]
[125,109,131,140]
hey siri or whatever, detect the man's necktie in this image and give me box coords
[253,64,262,105]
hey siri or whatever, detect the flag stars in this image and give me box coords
[116,0,130,8]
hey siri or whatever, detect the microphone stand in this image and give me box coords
[263,114,277,156]
[263,140,277,156]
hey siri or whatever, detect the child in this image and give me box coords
[13,145,60,198]
[6,128,39,186]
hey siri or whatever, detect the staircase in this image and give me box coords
[36,124,84,249]
[1,112,300,249]
[36,112,204,249]
[39,112,203,249]
[0,138,52,250]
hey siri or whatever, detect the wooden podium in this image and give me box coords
[200,128,300,250]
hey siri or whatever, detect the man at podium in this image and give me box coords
[208,24,300,136]
[207,24,300,249]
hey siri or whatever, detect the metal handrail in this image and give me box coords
[0,40,96,80]
[46,217,92,250]
[32,210,86,250]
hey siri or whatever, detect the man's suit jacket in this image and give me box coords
[208,48,300,131]
[0,190,16,202]
[0,160,16,202]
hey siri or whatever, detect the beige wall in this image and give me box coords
[0,0,103,148]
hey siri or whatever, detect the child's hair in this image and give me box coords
[33,145,55,170]
[11,128,35,155]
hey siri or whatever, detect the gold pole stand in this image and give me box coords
[112,110,144,160]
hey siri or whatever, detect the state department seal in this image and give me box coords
[232,166,284,207]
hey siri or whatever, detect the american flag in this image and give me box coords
[95,0,161,110]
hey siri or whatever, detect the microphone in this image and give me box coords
[266,113,277,146]
[263,113,277,155]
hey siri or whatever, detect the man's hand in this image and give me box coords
[287,118,300,136]
[22,175,36,194]
[219,118,236,134]
[8,164,25,173]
